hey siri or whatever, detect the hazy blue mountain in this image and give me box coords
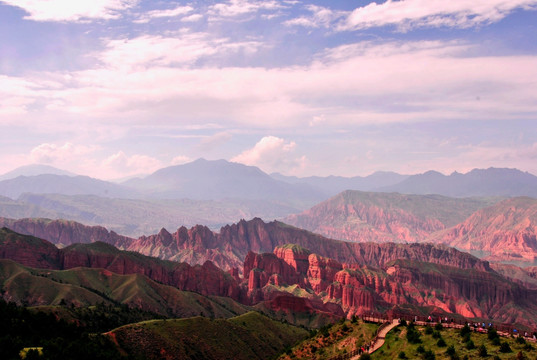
[15,193,302,236]
[378,168,537,198]
[271,171,409,196]
[124,158,326,207]
[0,174,139,199]
[0,164,76,181]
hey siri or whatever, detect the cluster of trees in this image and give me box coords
[0,300,163,360]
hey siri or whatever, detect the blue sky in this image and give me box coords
[1,0,536,180]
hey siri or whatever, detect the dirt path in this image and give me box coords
[350,319,400,359]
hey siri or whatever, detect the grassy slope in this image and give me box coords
[110,311,309,360]
[372,325,537,360]
[0,259,249,318]
[278,319,380,360]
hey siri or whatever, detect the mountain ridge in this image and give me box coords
[379,167,537,198]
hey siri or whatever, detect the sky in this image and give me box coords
[1,0,537,180]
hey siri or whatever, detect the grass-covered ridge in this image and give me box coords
[372,322,537,360]
[0,259,250,318]
[109,311,309,360]
[278,317,380,360]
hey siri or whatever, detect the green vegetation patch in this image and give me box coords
[370,324,537,360]
[111,311,308,360]
[279,319,379,360]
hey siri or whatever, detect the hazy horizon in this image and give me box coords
[1,160,537,183]
[1,0,536,180]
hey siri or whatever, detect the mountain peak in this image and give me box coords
[0,164,76,181]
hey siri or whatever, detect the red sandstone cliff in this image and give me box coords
[0,217,492,274]
[430,197,537,263]
[0,228,243,303]
[2,226,537,327]
[0,217,133,248]
[283,191,487,243]
[242,243,537,327]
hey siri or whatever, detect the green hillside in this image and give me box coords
[372,322,537,360]
[110,311,309,360]
[0,259,249,318]
[278,318,380,360]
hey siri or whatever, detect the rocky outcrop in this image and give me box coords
[0,217,133,248]
[430,197,537,263]
[0,217,493,274]
[2,226,537,327]
[0,227,60,269]
[283,191,489,243]
[242,244,537,327]
[307,253,342,293]
[0,229,244,303]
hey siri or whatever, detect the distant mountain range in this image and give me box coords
[284,191,537,265]
[123,158,324,206]
[430,197,537,264]
[0,164,76,181]
[271,171,409,197]
[3,162,537,202]
[283,190,496,243]
[0,174,139,199]
[275,167,537,198]
[1,161,536,238]
[378,167,537,197]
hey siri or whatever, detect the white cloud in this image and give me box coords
[209,0,285,19]
[102,151,163,176]
[231,136,306,174]
[181,13,203,22]
[30,142,96,164]
[0,75,40,118]
[200,131,233,149]
[170,155,191,165]
[134,5,193,23]
[337,0,537,31]
[0,0,138,22]
[284,5,344,28]
[5,39,537,131]
[95,31,263,71]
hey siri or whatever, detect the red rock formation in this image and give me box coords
[430,197,537,263]
[0,218,132,248]
[283,191,485,243]
[0,227,60,269]
[0,231,244,303]
[239,244,537,327]
[307,253,342,293]
[273,245,311,275]
[0,217,493,274]
[2,225,537,327]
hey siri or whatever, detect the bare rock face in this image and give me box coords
[307,253,342,293]
[0,231,244,303]
[0,218,132,248]
[240,245,537,327]
[430,197,537,263]
[283,191,487,243]
[0,217,493,274]
[244,250,306,296]
[273,245,311,275]
[0,227,60,269]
